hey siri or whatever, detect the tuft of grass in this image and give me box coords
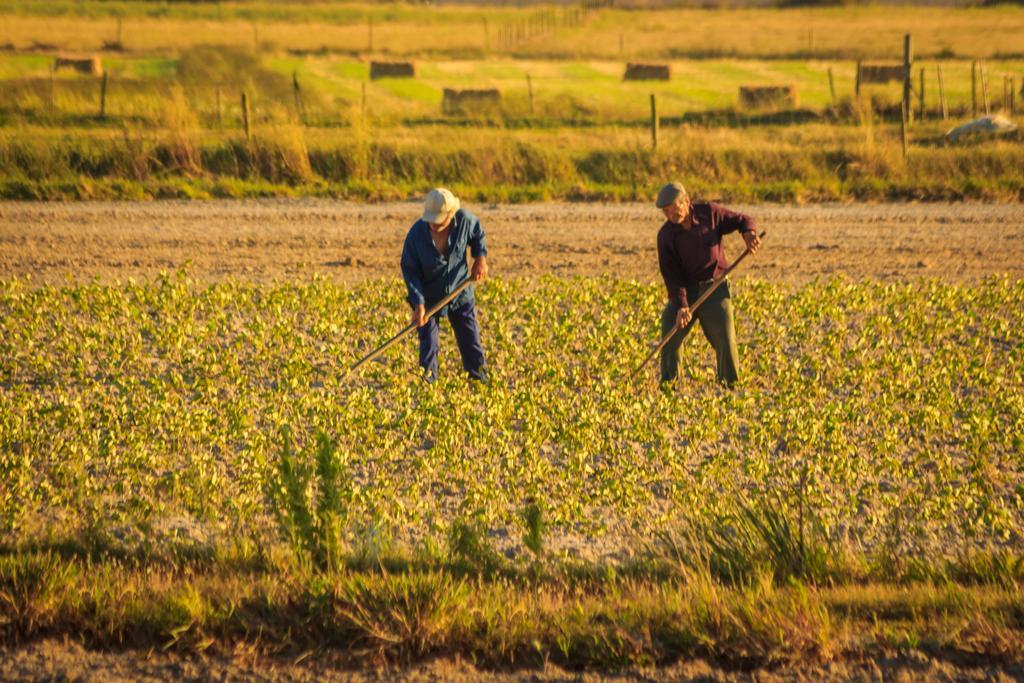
[0,551,76,640]
[324,570,469,660]
[159,85,201,174]
[657,492,839,586]
[681,571,834,665]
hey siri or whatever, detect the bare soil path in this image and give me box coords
[2,639,1023,682]
[2,200,1022,284]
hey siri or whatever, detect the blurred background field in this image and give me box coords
[6,51,1021,118]
[0,0,1021,201]
[3,2,1024,59]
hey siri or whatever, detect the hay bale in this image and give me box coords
[739,85,798,109]
[442,88,502,115]
[370,61,416,80]
[54,55,103,76]
[623,63,671,81]
[859,64,907,85]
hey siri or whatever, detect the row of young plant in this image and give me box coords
[1,273,1021,578]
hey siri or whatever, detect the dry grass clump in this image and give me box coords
[1,122,1022,202]
[3,544,1021,668]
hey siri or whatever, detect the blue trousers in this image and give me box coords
[417,300,486,381]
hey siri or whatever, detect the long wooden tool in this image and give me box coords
[630,230,766,380]
[347,279,473,378]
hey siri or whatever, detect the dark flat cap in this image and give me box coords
[656,182,688,209]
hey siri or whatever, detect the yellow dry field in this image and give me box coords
[1,7,1022,59]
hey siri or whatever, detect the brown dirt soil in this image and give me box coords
[2,639,1023,682]
[1,200,1022,285]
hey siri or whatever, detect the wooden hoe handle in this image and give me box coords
[630,230,767,380]
[346,279,474,378]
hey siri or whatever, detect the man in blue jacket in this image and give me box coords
[401,188,489,383]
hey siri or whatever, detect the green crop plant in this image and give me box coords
[271,427,350,573]
[521,499,547,563]
[0,273,1021,586]
[447,516,504,577]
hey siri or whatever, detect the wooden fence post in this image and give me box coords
[855,60,862,98]
[828,66,836,106]
[971,61,978,117]
[918,66,925,120]
[900,99,908,158]
[361,81,367,117]
[241,91,251,140]
[292,70,303,124]
[981,61,990,114]
[1011,77,1016,115]
[98,71,108,119]
[937,65,947,121]
[527,73,535,115]
[650,93,658,150]
[902,33,913,125]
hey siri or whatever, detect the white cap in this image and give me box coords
[421,188,460,224]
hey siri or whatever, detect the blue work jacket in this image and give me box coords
[400,208,487,315]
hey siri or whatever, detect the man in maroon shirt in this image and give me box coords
[655,182,761,387]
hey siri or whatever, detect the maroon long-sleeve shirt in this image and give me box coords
[657,201,756,309]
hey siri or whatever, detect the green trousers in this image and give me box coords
[659,279,740,386]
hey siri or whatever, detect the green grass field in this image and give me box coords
[3,51,1020,119]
